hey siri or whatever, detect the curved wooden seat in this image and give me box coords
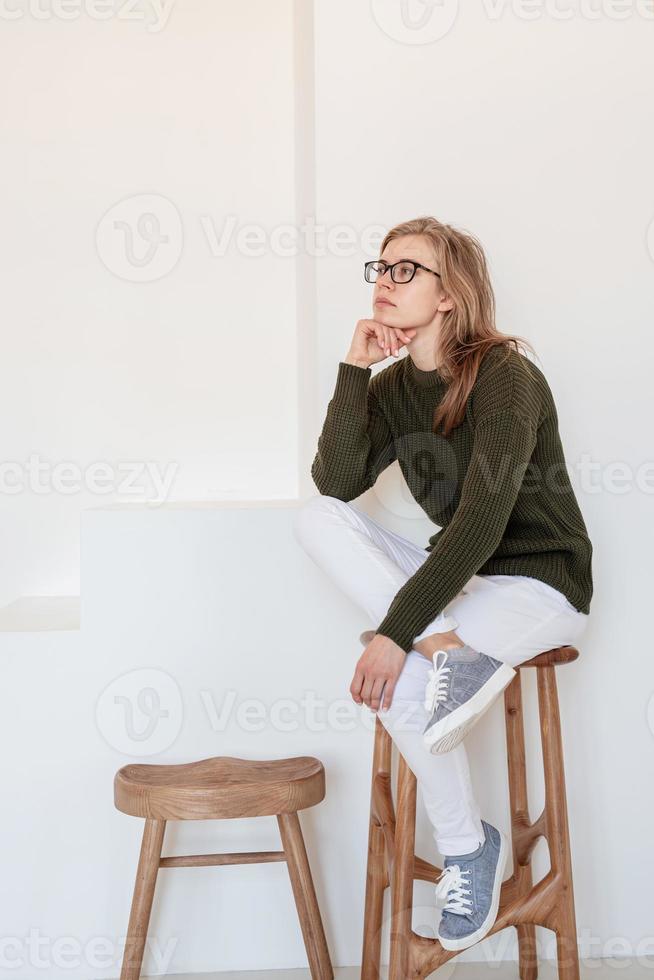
[114,755,326,821]
[518,645,578,668]
[360,630,579,670]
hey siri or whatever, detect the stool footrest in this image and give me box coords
[413,855,441,883]
[159,850,287,868]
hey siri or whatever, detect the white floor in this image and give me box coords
[160,961,653,979]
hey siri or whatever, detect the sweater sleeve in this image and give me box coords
[310,361,396,501]
[374,407,538,652]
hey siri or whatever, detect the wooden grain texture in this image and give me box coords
[361,644,583,980]
[114,754,325,819]
[120,818,165,980]
[115,754,333,980]
[277,810,333,980]
[361,706,393,980]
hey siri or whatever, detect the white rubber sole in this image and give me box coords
[437,827,509,951]
[423,662,517,754]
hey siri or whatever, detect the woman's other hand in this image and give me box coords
[345,319,417,368]
[350,632,406,712]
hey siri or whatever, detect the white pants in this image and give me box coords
[293,494,590,856]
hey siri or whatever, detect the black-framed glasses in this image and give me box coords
[364,259,441,284]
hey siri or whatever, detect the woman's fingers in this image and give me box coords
[393,327,415,348]
[368,676,387,712]
[360,672,374,708]
[349,665,364,704]
[373,324,417,359]
[380,679,395,711]
[356,671,389,711]
[395,327,416,344]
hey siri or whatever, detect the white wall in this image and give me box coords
[311,0,654,966]
[1,0,653,975]
[0,0,298,606]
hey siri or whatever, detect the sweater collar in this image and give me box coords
[405,354,447,390]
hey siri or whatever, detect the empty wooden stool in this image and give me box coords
[361,645,583,980]
[114,754,333,980]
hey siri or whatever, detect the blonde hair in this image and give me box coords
[380,216,537,436]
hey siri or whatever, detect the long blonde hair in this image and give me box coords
[380,216,536,437]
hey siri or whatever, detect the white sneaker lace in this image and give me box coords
[424,650,452,713]
[434,864,473,915]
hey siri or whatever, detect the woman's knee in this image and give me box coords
[292,493,350,547]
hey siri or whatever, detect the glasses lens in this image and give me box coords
[392,262,415,283]
[365,261,385,283]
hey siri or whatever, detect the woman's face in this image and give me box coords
[372,234,453,329]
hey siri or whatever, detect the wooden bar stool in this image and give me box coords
[114,754,333,980]
[361,645,583,980]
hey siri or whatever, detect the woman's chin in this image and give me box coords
[374,308,397,322]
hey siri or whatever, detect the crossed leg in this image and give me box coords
[293,495,486,854]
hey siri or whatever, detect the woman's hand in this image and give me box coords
[350,633,406,712]
[345,319,417,368]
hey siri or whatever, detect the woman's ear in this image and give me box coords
[438,293,455,312]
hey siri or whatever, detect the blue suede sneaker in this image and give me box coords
[422,645,516,754]
[435,818,508,951]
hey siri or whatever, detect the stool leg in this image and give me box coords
[538,665,580,980]
[389,752,416,980]
[505,671,539,980]
[120,818,166,980]
[277,810,333,980]
[362,716,393,980]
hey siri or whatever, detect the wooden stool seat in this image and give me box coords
[114,754,333,980]
[361,644,583,979]
[114,754,325,820]
[519,646,578,668]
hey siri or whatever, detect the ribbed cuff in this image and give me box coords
[375,618,415,655]
[333,361,371,404]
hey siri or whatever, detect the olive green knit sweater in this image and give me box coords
[310,345,593,653]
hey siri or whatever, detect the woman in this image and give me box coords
[293,215,593,951]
